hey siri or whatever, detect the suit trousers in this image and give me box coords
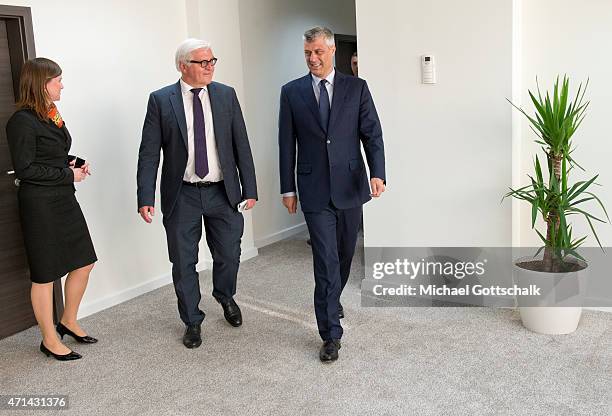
[163,182,244,325]
[304,202,362,341]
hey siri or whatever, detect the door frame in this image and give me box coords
[0,6,35,100]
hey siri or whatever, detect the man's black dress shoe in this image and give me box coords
[338,303,344,319]
[40,342,82,361]
[319,339,341,362]
[217,298,242,327]
[183,324,202,348]
[56,322,98,344]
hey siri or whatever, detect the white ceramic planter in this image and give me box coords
[518,306,582,335]
[513,256,588,335]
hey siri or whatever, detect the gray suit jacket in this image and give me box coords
[137,81,257,217]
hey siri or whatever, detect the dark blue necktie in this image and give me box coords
[191,88,209,179]
[318,79,330,133]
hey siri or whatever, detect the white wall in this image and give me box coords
[4,0,355,319]
[10,0,607,319]
[520,0,612,247]
[186,0,259,266]
[237,0,356,247]
[187,0,356,250]
[6,0,188,317]
[355,0,513,247]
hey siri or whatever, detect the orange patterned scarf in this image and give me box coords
[47,104,64,128]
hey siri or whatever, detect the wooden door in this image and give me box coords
[0,17,35,339]
[0,6,62,340]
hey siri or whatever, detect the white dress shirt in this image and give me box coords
[311,69,335,107]
[282,70,336,198]
[180,79,223,183]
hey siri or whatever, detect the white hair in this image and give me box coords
[175,38,212,71]
[303,26,335,47]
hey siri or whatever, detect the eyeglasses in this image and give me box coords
[189,58,218,68]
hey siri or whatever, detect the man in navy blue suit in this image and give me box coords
[278,27,386,362]
[137,39,257,349]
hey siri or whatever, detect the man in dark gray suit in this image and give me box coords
[137,38,257,349]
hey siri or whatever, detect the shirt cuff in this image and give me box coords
[282,192,296,197]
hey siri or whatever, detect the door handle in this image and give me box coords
[6,170,19,186]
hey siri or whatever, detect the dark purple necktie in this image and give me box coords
[191,88,209,179]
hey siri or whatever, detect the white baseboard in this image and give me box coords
[199,245,259,269]
[78,246,259,319]
[77,222,301,320]
[73,274,612,320]
[78,272,173,319]
[585,307,612,313]
[255,222,307,248]
[584,296,612,313]
[241,245,259,262]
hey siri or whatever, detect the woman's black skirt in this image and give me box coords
[18,184,97,283]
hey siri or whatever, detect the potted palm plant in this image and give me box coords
[505,76,608,334]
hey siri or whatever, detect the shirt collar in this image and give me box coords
[180,78,207,95]
[311,69,335,87]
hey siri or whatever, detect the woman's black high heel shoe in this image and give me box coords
[56,322,98,344]
[40,342,82,361]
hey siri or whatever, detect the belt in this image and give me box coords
[182,180,222,188]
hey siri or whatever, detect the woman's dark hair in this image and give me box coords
[16,57,62,120]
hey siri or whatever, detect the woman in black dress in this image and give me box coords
[6,58,98,361]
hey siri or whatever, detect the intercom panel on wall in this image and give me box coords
[421,55,436,84]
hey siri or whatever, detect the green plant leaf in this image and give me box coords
[568,175,599,201]
[584,215,604,249]
[507,76,607,255]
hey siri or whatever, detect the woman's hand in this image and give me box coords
[71,167,87,182]
[81,161,91,176]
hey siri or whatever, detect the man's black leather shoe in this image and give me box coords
[218,298,242,327]
[183,324,202,348]
[338,303,344,319]
[319,339,341,362]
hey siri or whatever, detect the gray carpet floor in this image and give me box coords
[1,234,610,416]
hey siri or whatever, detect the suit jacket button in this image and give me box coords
[326,140,331,144]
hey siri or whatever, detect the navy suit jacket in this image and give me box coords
[278,71,385,212]
[137,81,257,218]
